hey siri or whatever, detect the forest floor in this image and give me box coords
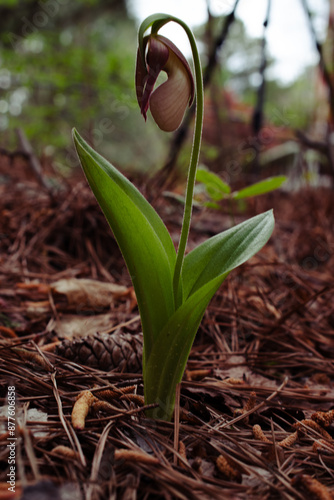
[1,153,334,500]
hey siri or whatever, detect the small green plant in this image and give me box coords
[196,167,287,210]
[72,13,274,421]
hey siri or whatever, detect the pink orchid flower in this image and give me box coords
[136,34,194,132]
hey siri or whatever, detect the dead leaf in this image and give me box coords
[51,278,129,309]
[53,312,115,338]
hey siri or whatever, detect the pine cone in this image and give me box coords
[56,330,143,373]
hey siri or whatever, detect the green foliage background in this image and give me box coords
[0,0,169,173]
[0,0,322,175]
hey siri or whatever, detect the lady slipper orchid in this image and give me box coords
[136,34,194,132]
[73,13,275,421]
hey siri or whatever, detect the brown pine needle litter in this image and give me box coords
[1,162,334,498]
[292,474,333,500]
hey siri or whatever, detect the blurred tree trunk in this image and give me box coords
[301,0,334,123]
[151,0,240,195]
[300,0,334,178]
[325,0,334,124]
[251,0,271,176]
[326,0,334,174]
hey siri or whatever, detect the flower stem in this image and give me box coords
[171,19,204,306]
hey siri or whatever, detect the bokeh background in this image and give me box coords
[0,0,333,187]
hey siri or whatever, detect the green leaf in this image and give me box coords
[232,176,287,199]
[196,168,231,195]
[72,129,176,352]
[206,186,225,201]
[182,210,274,300]
[145,209,275,420]
[203,201,221,210]
[144,273,226,420]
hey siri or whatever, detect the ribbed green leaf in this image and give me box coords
[73,129,176,351]
[182,210,274,300]
[143,209,274,420]
[144,273,226,420]
[232,176,286,199]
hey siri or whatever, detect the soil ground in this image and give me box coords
[1,154,334,499]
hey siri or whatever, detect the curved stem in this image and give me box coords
[170,19,204,306]
[138,14,204,306]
